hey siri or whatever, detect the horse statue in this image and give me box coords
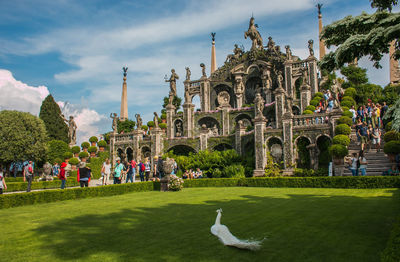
[244,17,263,50]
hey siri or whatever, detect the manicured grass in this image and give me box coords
[1,187,399,262]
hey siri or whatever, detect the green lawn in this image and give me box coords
[1,187,399,262]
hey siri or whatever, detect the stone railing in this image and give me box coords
[291,61,308,69]
[189,80,201,87]
[113,133,134,142]
[292,113,330,127]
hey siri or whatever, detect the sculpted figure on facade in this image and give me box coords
[185,67,191,81]
[285,45,292,60]
[277,72,284,89]
[225,44,244,63]
[244,17,263,50]
[110,113,119,133]
[308,39,314,56]
[302,67,309,85]
[175,121,183,137]
[254,93,265,119]
[62,115,77,144]
[153,112,159,129]
[165,69,179,103]
[135,113,142,129]
[200,63,207,78]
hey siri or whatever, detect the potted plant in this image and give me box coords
[147,121,155,130]
[329,144,348,165]
[97,140,107,152]
[384,140,400,162]
[89,136,98,147]
[161,113,167,123]
[81,142,90,152]
[63,152,73,161]
[69,157,79,170]
[71,146,80,157]
[159,123,167,132]
[78,151,89,162]
[88,146,98,157]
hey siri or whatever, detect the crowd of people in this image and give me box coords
[182,168,203,179]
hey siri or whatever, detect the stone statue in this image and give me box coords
[200,63,206,77]
[63,115,77,145]
[316,3,323,15]
[110,113,119,133]
[212,125,219,136]
[235,77,244,93]
[308,39,314,56]
[285,45,292,60]
[263,70,271,90]
[254,93,265,119]
[135,113,142,129]
[302,67,309,85]
[244,16,263,50]
[165,69,179,103]
[255,84,262,95]
[284,94,293,114]
[185,67,191,81]
[211,32,216,42]
[225,44,244,63]
[266,36,280,55]
[123,67,128,77]
[184,84,191,103]
[153,112,159,128]
[277,72,284,89]
[217,91,231,108]
[175,121,183,137]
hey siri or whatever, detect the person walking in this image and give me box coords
[358,150,368,176]
[144,158,151,181]
[131,160,137,182]
[358,122,369,151]
[125,160,134,183]
[23,161,34,192]
[0,165,7,194]
[138,160,145,182]
[59,162,67,189]
[114,158,124,184]
[371,127,382,152]
[77,162,91,187]
[348,153,358,176]
[101,158,111,185]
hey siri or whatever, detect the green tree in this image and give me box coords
[319,1,400,71]
[39,95,69,143]
[0,110,48,165]
[47,140,70,164]
[117,119,136,133]
[383,84,400,105]
[163,96,182,113]
[384,98,400,131]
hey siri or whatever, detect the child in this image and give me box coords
[59,162,67,189]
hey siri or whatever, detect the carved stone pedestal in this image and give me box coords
[160,175,170,192]
[166,104,176,139]
[253,117,267,177]
[160,158,174,192]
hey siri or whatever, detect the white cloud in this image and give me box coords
[0,69,49,115]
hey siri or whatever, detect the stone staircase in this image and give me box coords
[342,130,392,176]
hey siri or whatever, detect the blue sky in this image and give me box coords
[0,0,395,142]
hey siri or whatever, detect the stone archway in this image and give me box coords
[316,135,332,168]
[174,119,184,137]
[245,76,262,104]
[117,148,125,161]
[126,147,133,162]
[167,145,196,156]
[211,84,235,109]
[292,105,301,115]
[141,146,151,160]
[266,136,283,163]
[235,113,253,128]
[198,117,220,134]
[295,136,312,169]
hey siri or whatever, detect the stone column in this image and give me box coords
[307,58,319,96]
[151,127,164,162]
[132,129,143,161]
[274,87,285,129]
[200,79,211,112]
[183,103,195,138]
[253,118,267,177]
[282,114,294,172]
[120,70,128,121]
[166,104,176,139]
[234,75,244,108]
[199,125,209,151]
[221,105,230,135]
[284,62,293,96]
[318,11,326,60]
[300,83,311,112]
[235,121,246,155]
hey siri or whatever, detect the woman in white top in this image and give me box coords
[101,158,111,185]
[0,165,7,194]
[371,128,381,152]
[358,151,368,176]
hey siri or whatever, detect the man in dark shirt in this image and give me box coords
[358,122,369,151]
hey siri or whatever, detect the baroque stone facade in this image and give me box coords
[110,17,341,175]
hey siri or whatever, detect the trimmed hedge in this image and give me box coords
[344,87,356,98]
[63,152,73,159]
[342,110,353,119]
[381,216,400,262]
[335,124,351,135]
[97,140,107,147]
[305,105,316,111]
[69,157,79,165]
[71,146,80,154]
[81,142,90,149]
[303,110,314,115]
[79,151,89,158]
[88,146,98,153]
[384,141,400,155]
[384,131,400,143]
[329,144,348,158]
[89,136,98,143]
[333,135,351,147]
[337,116,352,126]
[6,180,79,192]
[0,182,158,209]
[340,100,354,108]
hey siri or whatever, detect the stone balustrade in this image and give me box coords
[292,113,330,127]
[291,61,309,69]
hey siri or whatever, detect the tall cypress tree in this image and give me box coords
[39,95,69,143]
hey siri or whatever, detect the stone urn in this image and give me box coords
[83,148,88,152]
[99,147,105,152]
[160,158,175,192]
[90,152,96,157]
[91,142,96,147]
[39,162,54,181]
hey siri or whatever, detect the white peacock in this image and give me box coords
[211,208,263,250]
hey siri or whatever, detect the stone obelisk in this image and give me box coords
[120,67,128,121]
[317,4,326,61]
[389,40,400,85]
[210,32,217,74]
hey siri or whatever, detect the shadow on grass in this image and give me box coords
[33,189,400,262]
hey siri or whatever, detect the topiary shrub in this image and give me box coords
[69,157,79,165]
[63,152,73,160]
[384,130,400,143]
[340,100,354,108]
[89,136,98,143]
[335,124,351,135]
[344,87,356,98]
[342,110,353,119]
[337,116,352,126]
[71,146,80,154]
[310,99,320,107]
[341,96,356,106]
[332,134,350,147]
[97,140,107,147]
[305,105,316,111]
[341,106,349,112]
[384,141,400,155]
[81,142,90,149]
[141,125,148,131]
[147,121,155,127]
[161,113,167,120]
[159,123,167,129]
[302,110,314,115]
[314,92,324,99]
[88,146,98,153]
[386,121,393,132]
[78,151,89,158]
[329,144,348,158]
[54,158,62,165]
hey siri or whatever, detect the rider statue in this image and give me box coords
[244,16,263,50]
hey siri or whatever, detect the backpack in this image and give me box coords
[140,163,145,172]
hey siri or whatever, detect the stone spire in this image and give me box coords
[389,40,400,84]
[120,67,128,121]
[210,32,217,74]
[317,4,326,60]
